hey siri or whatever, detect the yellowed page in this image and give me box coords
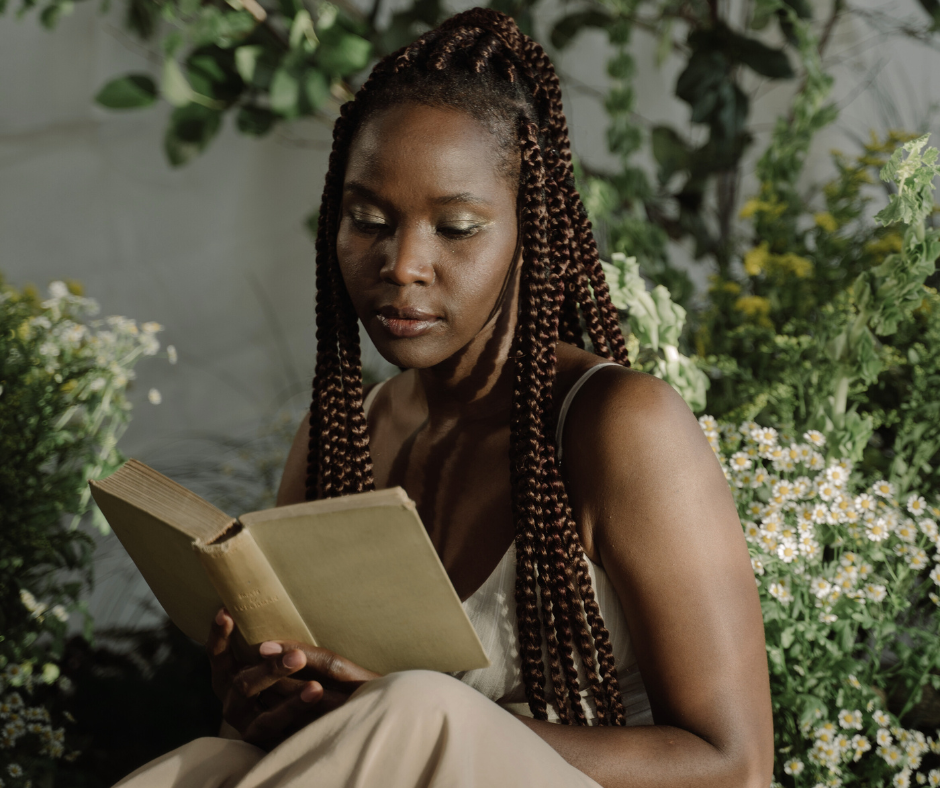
[240,491,490,675]
[89,461,231,644]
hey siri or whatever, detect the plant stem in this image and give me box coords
[833,375,850,421]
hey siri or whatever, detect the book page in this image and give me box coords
[241,490,490,675]
[90,460,232,644]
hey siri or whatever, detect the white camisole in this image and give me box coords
[363,364,653,726]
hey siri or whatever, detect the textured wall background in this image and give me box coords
[1,0,937,631]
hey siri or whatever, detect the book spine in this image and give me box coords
[195,528,317,647]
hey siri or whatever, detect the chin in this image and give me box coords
[366,330,450,371]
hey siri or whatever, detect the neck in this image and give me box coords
[413,273,521,426]
[414,319,517,427]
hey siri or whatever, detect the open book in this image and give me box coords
[89,460,489,675]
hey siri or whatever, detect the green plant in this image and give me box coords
[0,279,170,783]
[699,415,940,787]
[700,130,940,499]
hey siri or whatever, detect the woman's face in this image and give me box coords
[336,103,520,371]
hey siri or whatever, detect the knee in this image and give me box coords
[362,670,481,718]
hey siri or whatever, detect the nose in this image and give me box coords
[379,227,435,286]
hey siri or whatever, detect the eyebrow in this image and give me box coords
[344,181,491,207]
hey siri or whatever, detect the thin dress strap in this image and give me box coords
[363,379,388,416]
[555,363,620,462]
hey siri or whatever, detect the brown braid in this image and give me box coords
[305,8,632,725]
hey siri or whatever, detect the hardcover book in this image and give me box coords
[89,460,489,675]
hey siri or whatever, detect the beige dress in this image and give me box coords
[114,364,651,788]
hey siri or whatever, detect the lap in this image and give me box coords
[114,671,602,788]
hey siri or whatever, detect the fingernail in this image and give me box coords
[283,650,305,670]
[300,682,320,702]
[259,642,282,657]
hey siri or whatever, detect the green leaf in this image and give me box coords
[651,125,691,184]
[162,58,194,107]
[164,103,222,167]
[550,9,612,50]
[236,105,277,137]
[724,31,794,79]
[270,67,300,116]
[235,46,262,84]
[186,48,245,104]
[39,0,71,28]
[318,32,372,76]
[303,69,330,111]
[94,74,158,109]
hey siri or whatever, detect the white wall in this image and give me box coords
[2,0,937,630]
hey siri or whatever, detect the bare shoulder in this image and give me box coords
[559,362,731,556]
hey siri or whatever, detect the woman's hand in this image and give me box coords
[206,608,380,749]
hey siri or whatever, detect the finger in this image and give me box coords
[206,609,238,699]
[232,648,308,699]
[262,676,308,698]
[265,641,380,685]
[241,682,324,747]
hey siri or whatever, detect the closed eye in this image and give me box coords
[350,213,389,235]
[438,224,482,240]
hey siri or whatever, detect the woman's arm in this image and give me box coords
[516,368,773,788]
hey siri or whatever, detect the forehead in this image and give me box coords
[344,103,517,199]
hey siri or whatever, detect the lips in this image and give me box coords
[376,305,441,338]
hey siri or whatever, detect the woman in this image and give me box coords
[117,8,773,788]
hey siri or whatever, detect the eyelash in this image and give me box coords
[349,214,480,240]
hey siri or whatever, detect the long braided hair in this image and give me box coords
[305,8,631,725]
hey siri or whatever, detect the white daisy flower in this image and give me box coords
[894,768,911,788]
[48,280,69,299]
[820,612,838,623]
[811,503,830,524]
[729,452,752,472]
[873,710,891,726]
[769,579,793,604]
[826,465,849,486]
[783,758,804,775]
[907,495,927,516]
[867,518,890,542]
[872,480,896,499]
[918,518,938,543]
[745,501,764,518]
[750,557,764,576]
[817,480,838,501]
[838,709,863,730]
[896,519,918,543]
[148,388,162,405]
[930,565,940,586]
[907,548,929,571]
[167,344,178,364]
[777,540,799,563]
[743,522,761,542]
[804,429,826,447]
[752,426,778,446]
[855,493,877,512]
[864,583,887,602]
[877,728,894,747]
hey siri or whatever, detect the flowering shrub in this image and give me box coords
[0,279,170,784]
[699,416,940,787]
